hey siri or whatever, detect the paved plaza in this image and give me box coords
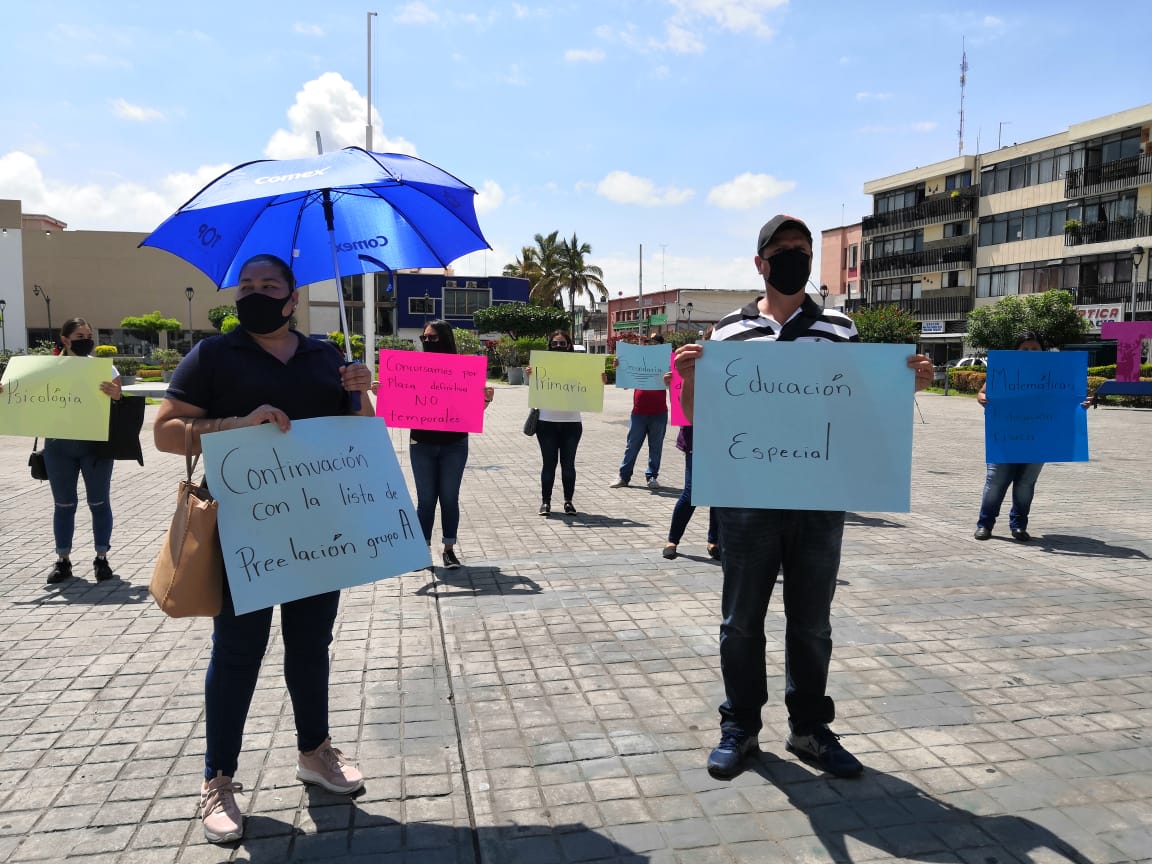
[1,386,1150,864]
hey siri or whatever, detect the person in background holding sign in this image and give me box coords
[152,253,374,845]
[525,330,602,516]
[973,332,1050,542]
[673,215,934,781]
[609,332,669,490]
[0,317,123,584]
[406,319,494,570]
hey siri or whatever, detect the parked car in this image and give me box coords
[946,356,986,369]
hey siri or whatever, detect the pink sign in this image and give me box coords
[1100,321,1152,382]
[669,352,689,427]
[375,350,488,432]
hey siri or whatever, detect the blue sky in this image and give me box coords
[2,0,1151,301]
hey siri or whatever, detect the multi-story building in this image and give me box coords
[607,288,760,347]
[858,103,1152,363]
[819,222,863,312]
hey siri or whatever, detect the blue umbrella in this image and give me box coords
[141,147,490,360]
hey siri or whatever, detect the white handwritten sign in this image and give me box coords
[200,417,431,614]
[693,342,915,512]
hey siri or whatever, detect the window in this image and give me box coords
[409,296,436,315]
[945,171,972,191]
[943,270,961,288]
[848,245,858,269]
[943,221,969,238]
[443,288,488,316]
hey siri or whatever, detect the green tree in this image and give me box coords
[472,302,570,339]
[503,246,539,282]
[327,330,365,360]
[556,233,607,336]
[849,305,922,344]
[221,315,241,334]
[208,304,237,331]
[965,290,1088,350]
[376,335,417,352]
[529,231,563,306]
[120,311,183,344]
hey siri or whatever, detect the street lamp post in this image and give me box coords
[32,284,51,334]
[1132,245,1146,322]
[184,286,195,346]
[0,298,6,351]
[423,290,431,327]
[819,284,829,309]
[679,301,693,331]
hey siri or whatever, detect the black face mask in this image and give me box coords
[422,338,452,354]
[69,338,95,357]
[236,293,293,335]
[764,248,811,296]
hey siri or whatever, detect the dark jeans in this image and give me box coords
[715,507,844,737]
[204,582,340,780]
[410,437,469,545]
[977,462,1044,532]
[536,420,582,504]
[43,438,114,557]
[668,451,717,545]
[619,412,668,482]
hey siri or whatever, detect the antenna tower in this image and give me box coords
[957,38,968,156]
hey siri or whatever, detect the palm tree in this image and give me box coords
[502,245,538,280]
[556,232,607,337]
[530,231,563,307]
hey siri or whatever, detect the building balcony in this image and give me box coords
[862,185,978,237]
[1064,153,1152,198]
[1072,282,1150,305]
[1064,214,1152,247]
[843,294,973,320]
[861,237,974,279]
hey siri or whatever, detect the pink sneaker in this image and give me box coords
[296,738,364,794]
[200,772,243,843]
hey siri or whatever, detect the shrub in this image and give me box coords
[453,328,482,356]
[376,336,417,352]
[949,369,986,393]
[94,345,118,358]
[115,357,142,376]
[151,348,183,371]
[1087,364,1152,379]
[221,315,240,334]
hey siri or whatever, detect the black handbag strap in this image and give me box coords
[184,422,201,482]
[32,438,39,451]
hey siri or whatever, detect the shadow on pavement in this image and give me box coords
[415,566,542,597]
[548,513,651,528]
[845,513,906,529]
[1035,533,1150,559]
[204,791,650,863]
[748,752,1092,863]
[15,576,150,606]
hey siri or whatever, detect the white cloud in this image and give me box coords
[294,22,325,37]
[707,172,796,209]
[596,171,694,207]
[0,150,230,232]
[565,48,606,63]
[395,2,439,24]
[474,179,505,214]
[855,91,892,102]
[111,98,164,122]
[911,121,937,133]
[503,64,528,87]
[659,0,787,50]
[264,72,417,159]
[983,15,1003,29]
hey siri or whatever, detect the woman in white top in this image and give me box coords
[526,330,589,516]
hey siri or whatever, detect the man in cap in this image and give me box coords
[674,214,934,780]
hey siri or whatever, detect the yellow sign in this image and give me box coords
[0,356,114,440]
[527,351,605,412]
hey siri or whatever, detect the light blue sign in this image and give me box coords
[692,342,916,512]
[984,351,1088,463]
[201,416,431,614]
[614,342,671,389]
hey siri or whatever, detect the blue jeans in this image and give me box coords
[715,507,844,736]
[410,438,469,545]
[618,413,668,482]
[668,451,717,545]
[204,582,340,779]
[43,438,114,557]
[536,420,582,503]
[977,462,1044,532]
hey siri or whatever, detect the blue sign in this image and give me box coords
[921,321,945,334]
[984,351,1088,463]
[692,342,916,512]
[201,416,431,614]
[614,342,671,389]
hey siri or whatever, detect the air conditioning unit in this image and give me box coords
[465,281,477,288]
[445,279,457,287]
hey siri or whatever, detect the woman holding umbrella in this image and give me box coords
[153,253,374,844]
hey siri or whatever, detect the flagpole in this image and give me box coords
[363,10,379,380]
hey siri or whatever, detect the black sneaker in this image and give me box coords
[786,726,863,777]
[706,730,758,780]
[539,502,551,516]
[442,549,461,569]
[47,559,73,584]
[973,526,992,541]
[93,557,115,582]
[563,501,577,515]
[1012,530,1032,542]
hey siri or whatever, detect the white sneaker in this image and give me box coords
[646,478,659,489]
[609,476,629,488]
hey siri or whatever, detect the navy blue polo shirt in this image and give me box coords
[166,329,350,420]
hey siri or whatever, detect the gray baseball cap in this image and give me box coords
[756,214,812,254]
